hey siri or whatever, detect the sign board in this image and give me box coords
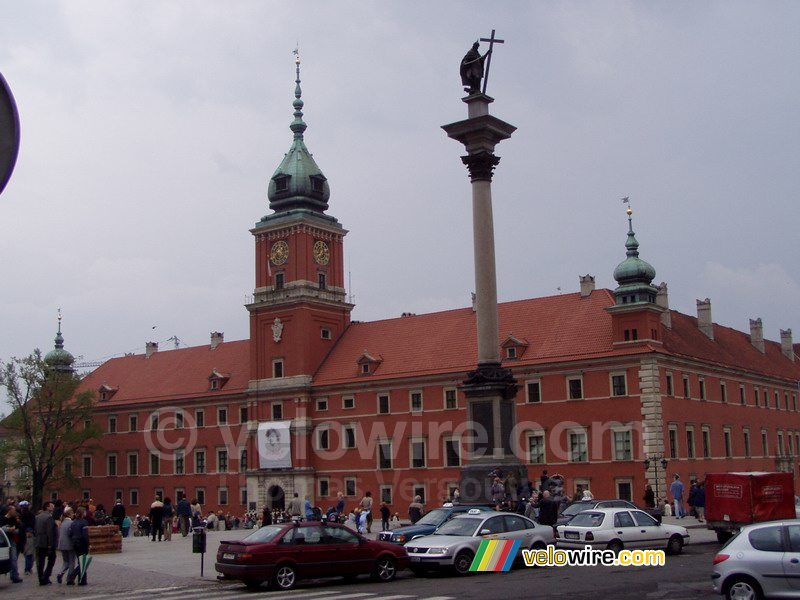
[257,421,292,469]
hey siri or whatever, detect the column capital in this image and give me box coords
[461,151,501,182]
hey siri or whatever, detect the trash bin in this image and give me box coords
[192,526,207,553]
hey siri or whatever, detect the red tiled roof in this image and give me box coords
[76,340,250,405]
[78,290,800,401]
[314,290,621,384]
[662,312,800,381]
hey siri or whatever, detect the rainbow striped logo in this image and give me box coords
[469,539,521,572]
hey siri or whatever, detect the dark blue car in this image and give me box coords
[377,505,494,544]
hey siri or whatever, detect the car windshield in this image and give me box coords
[435,517,482,536]
[416,508,449,526]
[242,525,285,543]
[568,512,605,527]
[562,502,592,517]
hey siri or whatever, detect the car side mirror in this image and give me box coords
[480,529,491,536]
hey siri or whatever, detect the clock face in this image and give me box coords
[313,240,330,265]
[270,240,289,265]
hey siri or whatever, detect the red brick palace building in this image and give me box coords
[53,65,800,515]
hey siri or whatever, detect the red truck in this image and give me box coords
[705,472,797,543]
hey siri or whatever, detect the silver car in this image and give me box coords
[404,509,554,575]
[556,508,688,554]
[712,519,800,600]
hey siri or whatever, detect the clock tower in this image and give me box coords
[247,54,353,383]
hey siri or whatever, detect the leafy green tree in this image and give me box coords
[0,350,101,510]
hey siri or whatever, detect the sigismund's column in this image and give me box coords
[442,37,526,503]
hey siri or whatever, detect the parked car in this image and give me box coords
[0,527,10,576]
[556,508,688,554]
[556,499,662,527]
[378,504,494,544]
[712,519,800,600]
[215,521,408,590]
[405,508,554,575]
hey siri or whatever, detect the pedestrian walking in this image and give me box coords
[56,507,76,584]
[359,491,374,533]
[671,474,686,518]
[0,505,23,583]
[176,493,192,537]
[149,496,165,542]
[162,497,174,541]
[34,501,57,585]
[68,508,90,586]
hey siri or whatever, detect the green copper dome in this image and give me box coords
[44,314,75,372]
[267,54,330,213]
[613,210,658,305]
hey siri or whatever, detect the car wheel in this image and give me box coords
[273,564,297,591]
[666,534,683,555]
[244,580,263,590]
[453,551,474,575]
[372,556,397,582]
[725,576,763,600]
[607,540,623,553]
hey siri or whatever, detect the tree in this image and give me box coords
[0,350,101,510]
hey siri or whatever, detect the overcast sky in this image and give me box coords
[1,0,798,368]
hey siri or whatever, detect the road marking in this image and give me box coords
[76,586,455,600]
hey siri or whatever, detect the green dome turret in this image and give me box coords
[613,207,658,305]
[44,310,75,373]
[267,52,330,214]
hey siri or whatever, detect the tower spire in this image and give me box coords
[44,308,75,372]
[265,50,331,215]
[613,203,657,305]
[290,48,307,140]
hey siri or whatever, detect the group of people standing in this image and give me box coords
[0,499,90,586]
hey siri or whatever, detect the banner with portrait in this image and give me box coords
[257,421,292,469]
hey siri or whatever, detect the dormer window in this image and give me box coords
[310,175,324,194]
[274,174,290,192]
[208,369,230,391]
[501,334,528,361]
[357,351,382,376]
[98,384,118,402]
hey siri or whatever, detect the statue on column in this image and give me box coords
[460,41,491,94]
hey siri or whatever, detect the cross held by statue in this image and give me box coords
[479,29,504,95]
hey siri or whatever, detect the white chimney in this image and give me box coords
[781,329,794,361]
[211,331,224,350]
[656,282,671,329]
[145,341,158,359]
[750,318,765,353]
[696,298,713,340]
[471,292,477,312]
[579,274,595,298]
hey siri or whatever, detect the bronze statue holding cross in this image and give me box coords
[459,30,504,95]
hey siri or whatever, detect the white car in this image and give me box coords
[0,526,10,576]
[405,509,554,575]
[556,507,688,554]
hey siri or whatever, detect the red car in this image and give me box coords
[215,521,409,590]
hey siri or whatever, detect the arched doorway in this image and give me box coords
[267,485,285,510]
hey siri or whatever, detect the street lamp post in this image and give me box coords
[644,455,668,500]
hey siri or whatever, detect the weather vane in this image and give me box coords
[459,29,504,95]
[622,196,632,216]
